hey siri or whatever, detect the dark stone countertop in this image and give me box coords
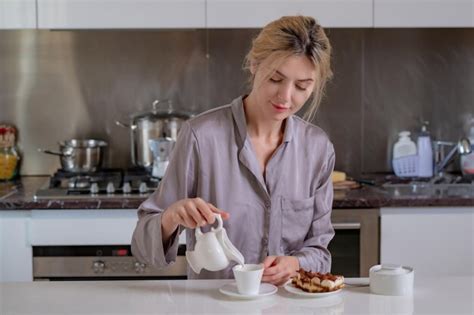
[0,176,473,211]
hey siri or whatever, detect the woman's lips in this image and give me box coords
[272,103,290,113]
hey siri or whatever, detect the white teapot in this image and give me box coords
[185,214,244,273]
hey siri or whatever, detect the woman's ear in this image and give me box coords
[250,60,257,75]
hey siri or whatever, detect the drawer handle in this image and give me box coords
[333,222,361,230]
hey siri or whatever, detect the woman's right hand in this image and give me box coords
[161,198,230,241]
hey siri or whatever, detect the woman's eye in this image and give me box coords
[269,78,282,83]
[296,85,307,91]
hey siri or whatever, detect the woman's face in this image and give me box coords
[251,54,317,121]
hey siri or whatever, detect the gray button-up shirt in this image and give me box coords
[131,96,335,279]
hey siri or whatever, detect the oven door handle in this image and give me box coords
[333,222,361,230]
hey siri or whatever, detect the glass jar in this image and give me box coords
[0,146,20,180]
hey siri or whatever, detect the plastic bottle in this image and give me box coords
[393,131,417,159]
[417,123,433,178]
[461,120,474,176]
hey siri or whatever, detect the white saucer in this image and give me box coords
[284,283,342,298]
[219,282,278,299]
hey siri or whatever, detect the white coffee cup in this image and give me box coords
[232,263,264,296]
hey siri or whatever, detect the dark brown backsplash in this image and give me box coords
[1,29,473,176]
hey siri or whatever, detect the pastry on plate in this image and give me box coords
[291,269,345,293]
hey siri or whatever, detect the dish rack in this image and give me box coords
[392,155,418,177]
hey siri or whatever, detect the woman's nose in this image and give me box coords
[277,83,292,103]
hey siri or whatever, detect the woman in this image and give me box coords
[132,15,335,286]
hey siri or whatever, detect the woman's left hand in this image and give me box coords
[261,256,300,286]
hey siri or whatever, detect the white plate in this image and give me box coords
[219,282,278,299]
[284,283,342,298]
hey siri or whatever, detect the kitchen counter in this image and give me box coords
[1,176,474,210]
[1,277,472,314]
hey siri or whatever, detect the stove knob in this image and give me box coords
[139,182,148,194]
[106,182,115,194]
[90,183,99,195]
[122,182,132,194]
[134,261,146,273]
[92,260,106,274]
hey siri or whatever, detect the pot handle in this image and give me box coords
[115,120,137,130]
[37,148,72,157]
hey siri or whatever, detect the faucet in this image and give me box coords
[433,138,472,176]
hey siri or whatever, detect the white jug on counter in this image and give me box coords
[185,214,244,274]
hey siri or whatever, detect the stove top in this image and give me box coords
[34,168,160,200]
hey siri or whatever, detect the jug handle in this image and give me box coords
[210,214,223,232]
[195,213,222,239]
[195,227,203,239]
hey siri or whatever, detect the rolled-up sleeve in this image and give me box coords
[291,143,335,273]
[131,121,199,268]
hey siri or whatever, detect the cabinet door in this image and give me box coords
[0,211,32,282]
[30,210,138,245]
[207,0,373,28]
[381,207,474,276]
[37,0,206,29]
[374,0,474,27]
[0,0,36,29]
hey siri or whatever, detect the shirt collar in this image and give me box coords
[230,95,294,144]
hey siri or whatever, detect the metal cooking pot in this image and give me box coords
[39,139,108,172]
[116,99,192,169]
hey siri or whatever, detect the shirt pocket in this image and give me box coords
[280,196,315,251]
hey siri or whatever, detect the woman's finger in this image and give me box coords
[275,278,289,287]
[182,200,208,226]
[263,264,280,276]
[177,211,198,229]
[207,203,230,219]
[262,256,277,269]
[193,198,216,225]
[262,272,283,284]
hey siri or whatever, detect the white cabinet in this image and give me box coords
[374,0,474,27]
[207,0,373,28]
[0,0,36,29]
[381,207,474,276]
[0,211,32,282]
[37,0,206,29]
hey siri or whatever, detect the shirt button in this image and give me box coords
[264,201,271,208]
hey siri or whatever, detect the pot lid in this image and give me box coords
[131,99,193,121]
[59,139,108,148]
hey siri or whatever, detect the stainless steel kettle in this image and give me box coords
[116,100,192,170]
[148,137,175,178]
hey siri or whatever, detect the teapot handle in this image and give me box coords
[194,213,223,239]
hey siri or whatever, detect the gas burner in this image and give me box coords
[34,168,160,200]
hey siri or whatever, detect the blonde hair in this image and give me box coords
[244,16,333,121]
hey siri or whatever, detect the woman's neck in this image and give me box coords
[243,94,285,141]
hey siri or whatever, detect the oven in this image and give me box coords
[33,245,187,281]
[29,209,188,282]
[330,208,379,277]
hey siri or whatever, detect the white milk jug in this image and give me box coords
[185,214,244,273]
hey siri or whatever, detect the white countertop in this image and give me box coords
[1,277,473,314]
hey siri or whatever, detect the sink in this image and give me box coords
[383,182,474,197]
